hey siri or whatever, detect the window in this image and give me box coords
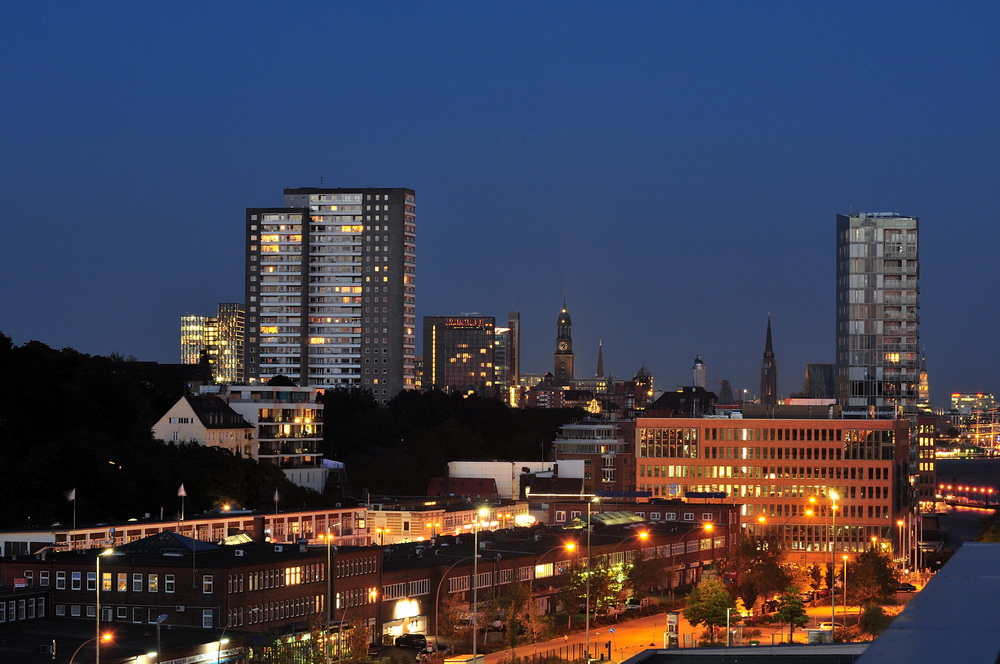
[148,574,159,593]
[555,511,566,522]
[87,572,96,591]
[118,573,128,592]
[56,572,66,590]
[71,605,81,617]
[55,604,66,617]
[117,607,128,619]
[71,572,82,591]
[702,513,715,522]
[133,573,143,592]
[683,512,695,521]
[165,574,175,593]
[102,572,112,591]
[40,571,49,587]
[203,609,214,628]
[203,575,214,594]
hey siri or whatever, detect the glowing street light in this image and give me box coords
[70,633,112,664]
[472,507,490,664]
[95,548,115,664]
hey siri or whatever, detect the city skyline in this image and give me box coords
[2,3,998,406]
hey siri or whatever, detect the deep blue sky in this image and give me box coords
[2,2,998,406]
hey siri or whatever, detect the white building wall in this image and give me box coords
[447,460,586,500]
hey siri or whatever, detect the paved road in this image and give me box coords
[480,593,917,664]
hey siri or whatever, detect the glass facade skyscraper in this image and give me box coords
[835,212,920,418]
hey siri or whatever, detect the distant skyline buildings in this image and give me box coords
[244,187,416,402]
[423,314,496,398]
[835,212,920,418]
[179,302,244,383]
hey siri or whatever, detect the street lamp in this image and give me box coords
[69,634,112,664]
[471,506,489,664]
[584,496,601,663]
[896,519,906,569]
[154,613,169,664]
[434,555,478,654]
[319,527,339,664]
[829,490,839,630]
[841,554,849,619]
[95,548,114,664]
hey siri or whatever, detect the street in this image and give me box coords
[481,593,917,664]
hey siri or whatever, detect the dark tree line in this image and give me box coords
[322,388,584,497]
[0,333,318,529]
[0,333,585,528]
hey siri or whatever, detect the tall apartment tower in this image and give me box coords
[835,212,919,418]
[245,188,416,401]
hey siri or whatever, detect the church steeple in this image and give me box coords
[918,347,931,411]
[596,340,605,378]
[553,298,575,385]
[760,315,777,405]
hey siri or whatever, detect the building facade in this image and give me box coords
[422,315,495,397]
[245,188,416,401]
[180,303,245,383]
[550,419,637,495]
[151,395,257,458]
[223,385,326,491]
[635,414,911,564]
[835,212,920,419]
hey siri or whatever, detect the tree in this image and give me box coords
[734,536,790,611]
[683,576,735,643]
[977,511,1000,542]
[847,546,898,607]
[625,550,666,602]
[807,564,824,593]
[774,586,809,640]
[491,581,530,655]
[518,593,552,646]
[858,605,893,638]
[345,625,372,661]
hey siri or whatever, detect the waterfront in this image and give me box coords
[933,458,1000,548]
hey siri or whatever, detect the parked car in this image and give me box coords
[626,598,642,610]
[395,634,428,649]
[896,582,917,592]
[818,622,844,630]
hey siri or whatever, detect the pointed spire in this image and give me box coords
[760,314,777,405]
[596,340,605,377]
[764,313,774,358]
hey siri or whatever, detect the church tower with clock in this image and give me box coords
[553,299,575,385]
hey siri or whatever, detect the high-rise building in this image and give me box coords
[423,315,495,397]
[553,300,574,385]
[835,212,920,418]
[180,314,211,365]
[693,355,706,389]
[179,303,245,383]
[760,316,777,405]
[245,188,416,401]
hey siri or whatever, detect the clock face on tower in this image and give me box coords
[558,341,569,351]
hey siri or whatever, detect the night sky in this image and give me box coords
[2,2,998,406]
